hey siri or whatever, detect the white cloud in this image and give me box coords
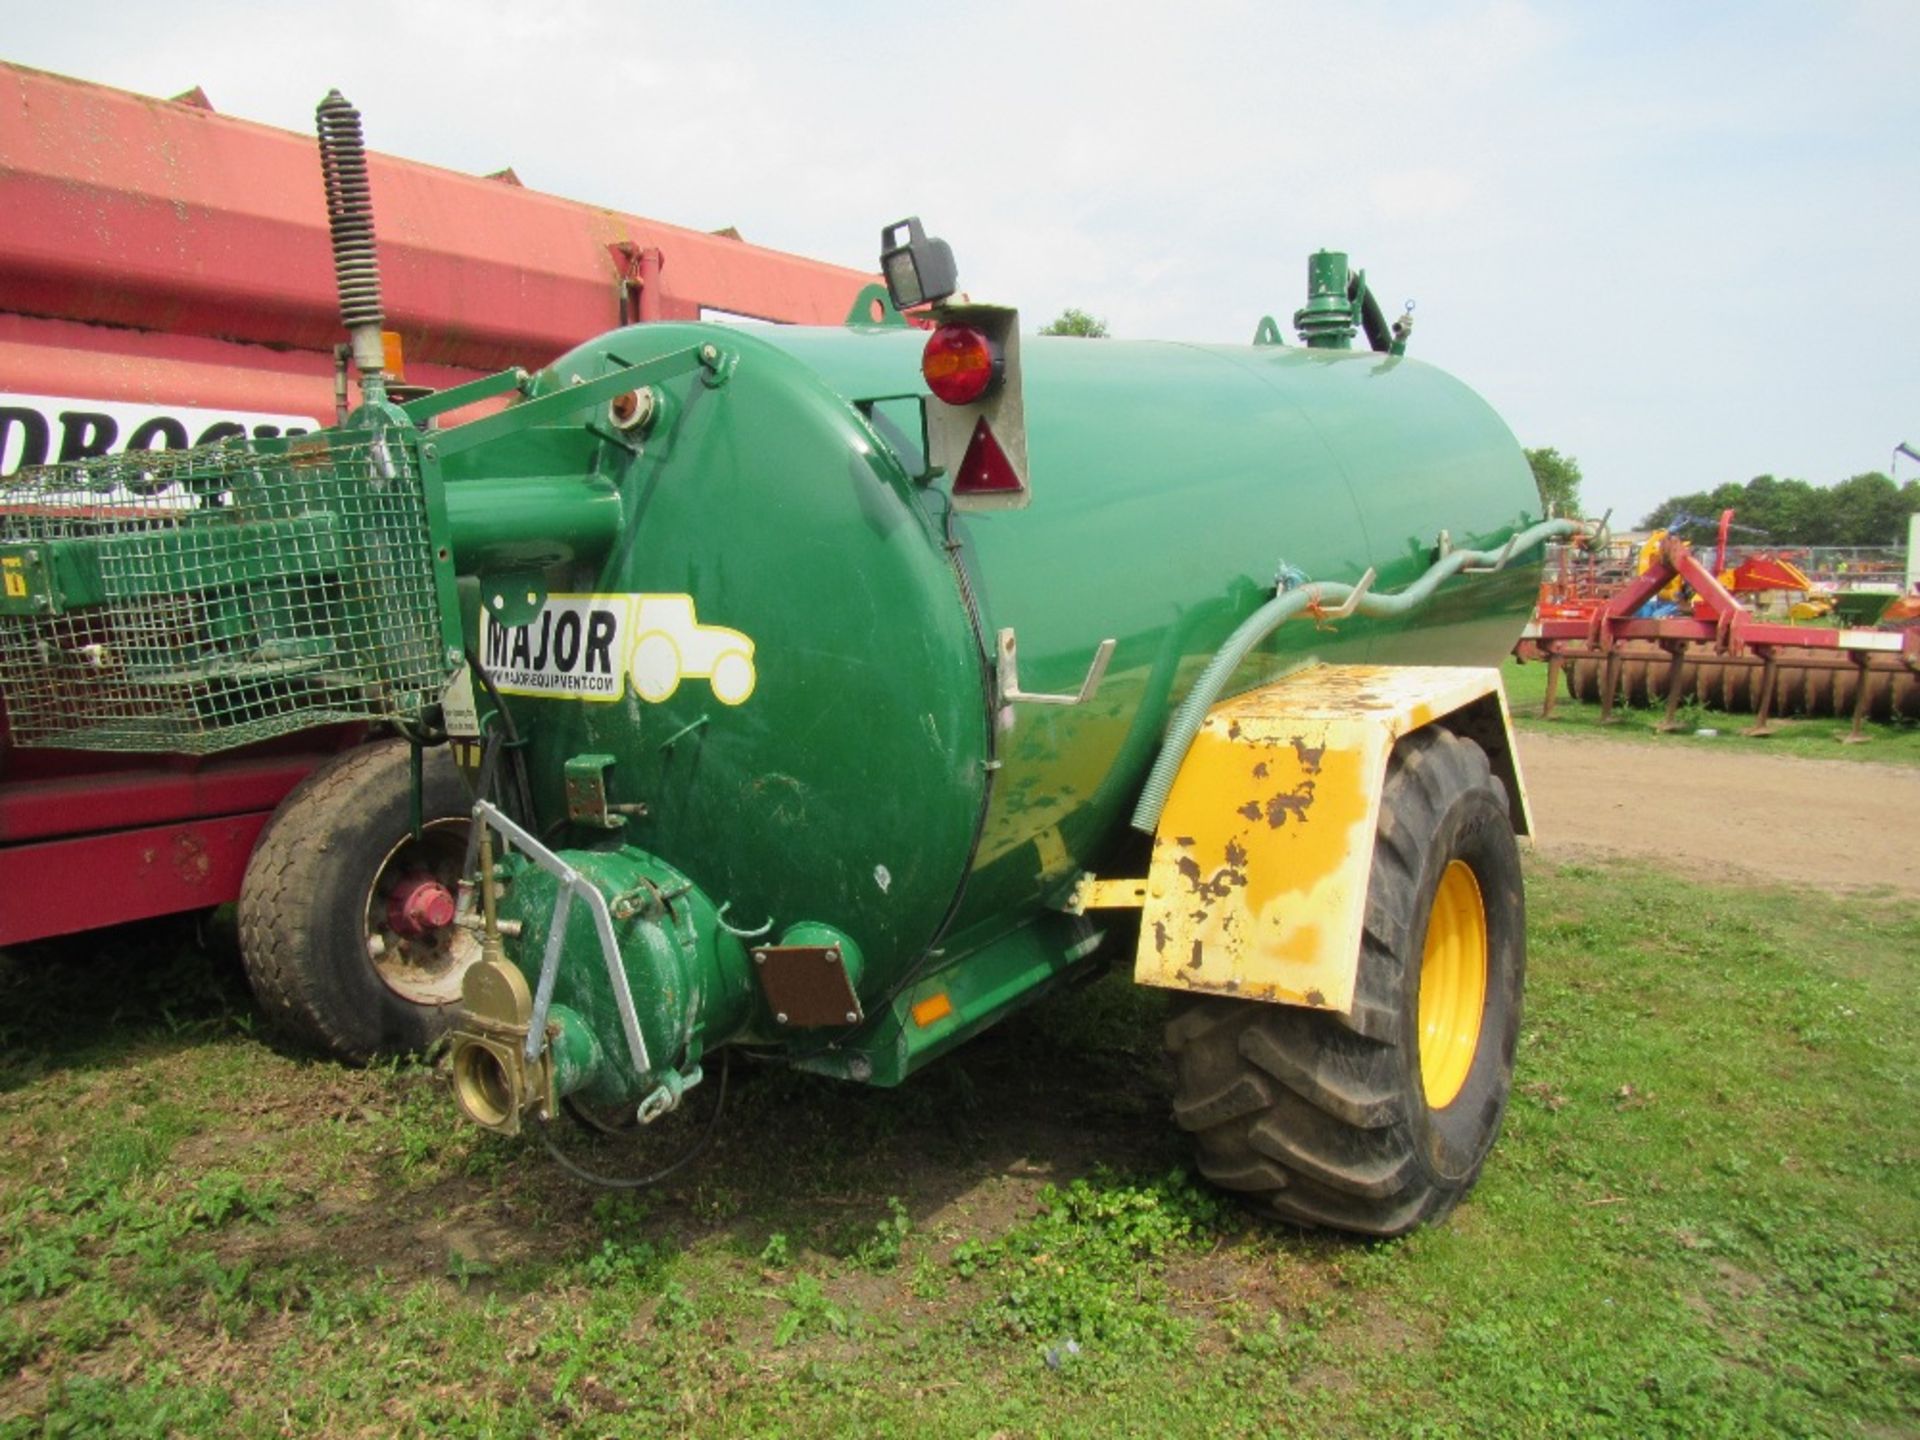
[1368,169,1477,223]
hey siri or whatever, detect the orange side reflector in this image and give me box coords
[911,992,954,1028]
[381,330,406,380]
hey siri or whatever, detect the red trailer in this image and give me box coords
[0,63,876,1005]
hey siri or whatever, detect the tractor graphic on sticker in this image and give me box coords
[629,595,757,705]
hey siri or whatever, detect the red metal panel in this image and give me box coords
[0,813,266,946]
[0,754,320,843]
[0,311,496,431]
[0,62,875,379]
[0,692,356,845]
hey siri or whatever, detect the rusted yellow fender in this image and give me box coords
[1077,664,1529,1015]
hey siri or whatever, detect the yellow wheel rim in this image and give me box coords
[1418,860,1489,1110]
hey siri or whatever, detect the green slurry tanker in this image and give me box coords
[0,95,1583,1236]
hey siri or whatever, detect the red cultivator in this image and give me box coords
[1519,534,1920,739]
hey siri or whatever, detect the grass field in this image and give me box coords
[1503,656,1920,766]
[2,861,1916,1437]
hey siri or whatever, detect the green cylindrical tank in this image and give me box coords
[447,313,1543,1113]
[758,325,1541,951]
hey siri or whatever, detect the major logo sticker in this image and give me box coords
[478,593,757,706]
[481,595,631,701]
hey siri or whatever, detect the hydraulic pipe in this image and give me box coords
[443,477,623,573]
[1133,517,1588,833]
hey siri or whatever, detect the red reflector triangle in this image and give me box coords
[953,417,1024,495]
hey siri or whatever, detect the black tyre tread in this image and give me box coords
[1195,1152,1293,1193]
[1170,1070,1274,1133]
[1338,994,1401,1045]
[238,739,464,1062]
[1240,1022,1404,1129]
[1165,725,1521,1238]
[1165,1000,1245,1052]
[1267,1181,1433,1238]
[1248,1115,1415,1198]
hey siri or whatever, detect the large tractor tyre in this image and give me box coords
[1166,726,1525,1237]
[239,739,476,1063]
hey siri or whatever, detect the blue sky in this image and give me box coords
[6,0,1915,523]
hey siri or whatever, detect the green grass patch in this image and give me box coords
[1504,654,1920,764]
[951,1168,1231,1357]
[1,865,1915,1436]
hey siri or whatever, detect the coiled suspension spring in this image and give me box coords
[315,90,385,340]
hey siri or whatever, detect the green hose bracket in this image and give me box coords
[844,282,911,329]
[697,343,737,389]
[637,1061,705,1124]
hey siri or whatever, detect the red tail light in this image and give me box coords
[922,324,1000,406]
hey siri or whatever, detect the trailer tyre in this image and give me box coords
[1166,726,1524,1237]
[239,739,475,1062]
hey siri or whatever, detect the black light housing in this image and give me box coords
[879,217,958,311]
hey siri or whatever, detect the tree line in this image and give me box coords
[1640,472,1917,547]
[1525,447,1917,547]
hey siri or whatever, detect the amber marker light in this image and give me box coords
[911,992,954,1028]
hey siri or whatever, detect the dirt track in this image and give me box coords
[1516,731,1920,897]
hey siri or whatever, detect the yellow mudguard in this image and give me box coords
[1134,664,1528,1014]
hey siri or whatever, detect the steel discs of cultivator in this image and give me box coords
[1567,645,1920,721]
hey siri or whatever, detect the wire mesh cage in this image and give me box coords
[0,429,449,753]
